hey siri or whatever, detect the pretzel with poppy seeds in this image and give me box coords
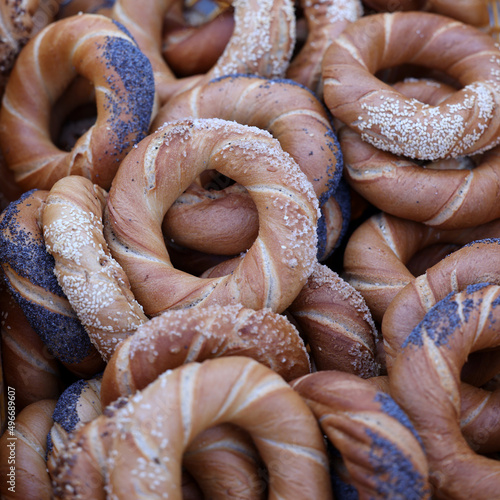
[322,11,500,160]
[111,0,296,105]
[0,189,105,377]
[49,357,333,499]
[42,175,149,361]
[0,13,156,191]
[153,74,344,260]
[104,118,320,316]
[342,212,500,323]
[390,283,500,499]
[340,78,500,229]
[291,370,431,499]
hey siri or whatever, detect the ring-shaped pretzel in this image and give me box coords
[50,357,333,499]
[322,12,500,160]
[390,284,500,499]
[341,79,500,229]
[104,118,320,316]
[0,13,156,191]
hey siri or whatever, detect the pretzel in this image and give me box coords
[342,212,500,322]
[0,399,56,500]
[0,13,156,191]
[42,175,149,360]
[390,283,500,498]
[291,370,431,499]
[340,78,500,229]
[0,282,63,410]
[49,357,333,499]
[104,118,320,316]
[153,74,343,260]
[111,0,296,105]
[286,0,363,95]
[322,12,500,160]
[382,238,500,378]
[0,189,105,377]
[0,0,39,97]
[101,303,309,406]
[288,261,381,377]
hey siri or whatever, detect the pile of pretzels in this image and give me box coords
[0,0,499,498]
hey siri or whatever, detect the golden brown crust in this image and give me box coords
[50,357,333,499]
[100,303,310,406]
[0,13,156,191]
[322,12,500,159]
[104,118,319,316]
[390,284,500,499]
[291,370,431,499]
[42,175,149,360]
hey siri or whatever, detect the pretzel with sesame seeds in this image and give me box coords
[104,118,320,316]
[340,78,500,229]
[390,283,500,499]
[152,74,344,261]
[110,0,296,105]
[322,11,500,160]
[49,356,333,499]
[42,175,149,361]
[0,13,156,192]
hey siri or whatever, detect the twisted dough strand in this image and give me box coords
[50,357,333,499]
[105,118,320,316]
[42,175,149,360]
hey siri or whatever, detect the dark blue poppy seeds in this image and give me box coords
[98,35,155,160]
[374,391,423,447]
[0,193,94,363]
[365,428,429,500]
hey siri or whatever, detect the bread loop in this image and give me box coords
[0,13,156,191]
[322,12,500,160]
[0,190,105,377]
[100,303,310,406]
[42,175,149,361]
[291,370,431,499]
[153,74,343,260]
[341,78,500,229]
[286,0,363,95]
[382,238,500,376]
[288,262,381,377]
[105,118,320,316]
[342,212,500,323]
[111,0,296,105]
[50,357,333,499]
[390,283,500,499]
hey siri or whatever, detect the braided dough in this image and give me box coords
[291,370,431,499]
[322,12,500,159]
[390,284,500,499]
[104,118,320,316]
[100,303,310,406]
[50,357,333,499]
[42,175,148,360]
[0,13,156,190]
[111,0,296,104]
[0,189,105,376]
